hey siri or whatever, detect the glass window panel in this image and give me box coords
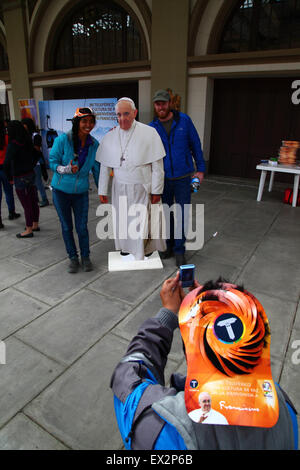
[219,0,300,52]
[52,0,145,70]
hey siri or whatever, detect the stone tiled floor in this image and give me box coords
[0,175,299,450]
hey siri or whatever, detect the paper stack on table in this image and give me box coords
[278,141,299,165]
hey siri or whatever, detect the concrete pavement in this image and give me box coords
[0,174,299,450]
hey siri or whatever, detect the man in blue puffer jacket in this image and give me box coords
[149,90,206,267]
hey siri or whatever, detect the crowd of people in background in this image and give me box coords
[0,107,101,273]
[0,119,21,229]
[0,118,48,237]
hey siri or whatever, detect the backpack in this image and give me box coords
[283,188,300,206]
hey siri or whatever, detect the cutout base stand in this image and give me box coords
[108,251,163,272]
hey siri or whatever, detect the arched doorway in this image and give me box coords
[33,0,148,115]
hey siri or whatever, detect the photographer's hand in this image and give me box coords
[160,272,185,314]
[189,280,202,291]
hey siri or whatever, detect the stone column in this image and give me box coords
[138,79,152,124]
[187,76,214,165]
[151,0,189,112]
[2,0,31,119]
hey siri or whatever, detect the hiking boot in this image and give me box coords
[9,212,21,220]
[82,257,93,272]
[159,246,173,259]
[0,219,4,229]
[39,200,49,207]
[68,257,80,273]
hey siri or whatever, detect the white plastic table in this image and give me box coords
[256,163,300,207]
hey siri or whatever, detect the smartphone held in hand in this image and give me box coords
[179,264,195,288]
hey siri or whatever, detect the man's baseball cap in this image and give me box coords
[73,107,95,118]
[153,89,170,102]
[178,281,279,427]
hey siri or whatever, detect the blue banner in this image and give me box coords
[38,98,118,163]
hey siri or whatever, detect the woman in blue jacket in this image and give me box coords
[49,107,100,273]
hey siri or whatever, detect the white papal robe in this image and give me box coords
[96,121,166,260]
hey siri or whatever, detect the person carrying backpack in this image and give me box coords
[111,273,298,450]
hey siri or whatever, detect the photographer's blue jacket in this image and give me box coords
[111,308,298,450]
[49,131,100,194]
[149,111,206,179]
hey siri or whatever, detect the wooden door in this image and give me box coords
[209,77,300,181]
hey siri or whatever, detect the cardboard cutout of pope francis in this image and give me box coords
[96,98,166,269]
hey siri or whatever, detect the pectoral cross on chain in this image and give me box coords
[120,154,126,166]
[118,122,136,167]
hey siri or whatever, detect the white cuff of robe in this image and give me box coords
[57,164,72,174]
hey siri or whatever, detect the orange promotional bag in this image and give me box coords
[179,286,279,427]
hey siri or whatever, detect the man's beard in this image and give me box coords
[156,108,171,120]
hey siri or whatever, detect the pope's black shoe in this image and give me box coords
[120,251,130,256]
